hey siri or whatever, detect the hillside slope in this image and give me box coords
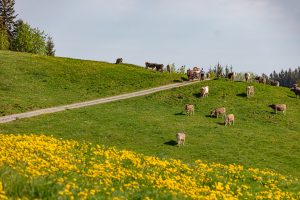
[1,79,299,178]
[0,51,185,116]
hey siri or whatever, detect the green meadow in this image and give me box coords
[1,51,300,198]
[0,51,184,116]
[1,78,299,179]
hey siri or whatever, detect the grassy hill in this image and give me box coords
[0,50,185,116]
[1,78,299,180]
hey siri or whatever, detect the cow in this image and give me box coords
[291,86,300,98]
[255,76,267,84]
[145,62,164,72]
[245,73,251,82]
[176,132,186,146]
[185,104,194,116]
[247,86,255,97]
[210,107,226,118]
[115,58,123,64]
[225,114,235,126]
[155,64,164,72]
[145,62,156,70]
[228,72,235,81]
[268,104,287,114]
[187,67,201,80]
[200,86,209,98]
[269,80,280,86]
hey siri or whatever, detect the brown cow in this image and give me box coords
[228,72,235,81]
[211,107,226,118]
[176,132,186,146]
[268,104,287,114]
[247,86,254,97]
[185,104,194,116]
[291,85,300,98]
[225,114,235,126]
[244,73,250,82]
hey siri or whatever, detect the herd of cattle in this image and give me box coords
[176,73,300,147]
[114,58,299,146]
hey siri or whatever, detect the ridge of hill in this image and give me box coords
[0,50,185,116]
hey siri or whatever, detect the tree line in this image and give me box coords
[207,63,300,87]
[0,0,55,56]
[269,67,300,87]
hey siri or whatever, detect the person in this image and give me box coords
[200,68,205,81]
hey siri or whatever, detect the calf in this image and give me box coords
[200,86,209,98]
[268,104,287,114]
[211,107,226,118]
[176,132,186,146]
[247,86,254,97]
[225,114,235,126]
[185,104,194,116]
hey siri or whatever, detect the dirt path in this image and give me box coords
[0,81,202,124]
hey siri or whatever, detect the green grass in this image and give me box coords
[1,78,299,180]
[0,50,185,116]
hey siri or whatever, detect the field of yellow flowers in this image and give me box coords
[0,134,299,199]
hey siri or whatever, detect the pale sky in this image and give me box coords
[15,0,300,74]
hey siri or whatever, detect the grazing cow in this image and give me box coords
[255,76,267,84]
[228,72,235,81]
[155,64,164,72]
[200,86,209,98]
[224,114,235,126]
[211,107,226,118]
[268,104,287,114]
[145,62,156,70]
[145,62,164,72]
[291,86,300,98]
[269,80,280,86]
[246,86,255,97]
[185,104,194,116]
[176,132,186,146]
[115,58,123,64]
[244,73,251,82]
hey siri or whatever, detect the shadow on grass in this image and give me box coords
[288,95,297,98]
[173,79,183,83]
[205,114,213,118]
[193,93,201,98]
[174,112,185,116]
[236,93,247,97]
[164,140,178,146]
[216,122,225,126]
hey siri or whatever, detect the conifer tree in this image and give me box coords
[0,16,9,49]
[0,0,17,39]
[46,35,55,56]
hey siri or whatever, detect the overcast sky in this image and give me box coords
[15,0,300,74]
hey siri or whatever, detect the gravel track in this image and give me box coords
[0,81,201,124]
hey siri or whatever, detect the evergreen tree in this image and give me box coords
[0,0,17,39]
[46,35,55,56]
[0,16,9,49]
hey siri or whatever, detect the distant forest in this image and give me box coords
[269,67,300,88]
